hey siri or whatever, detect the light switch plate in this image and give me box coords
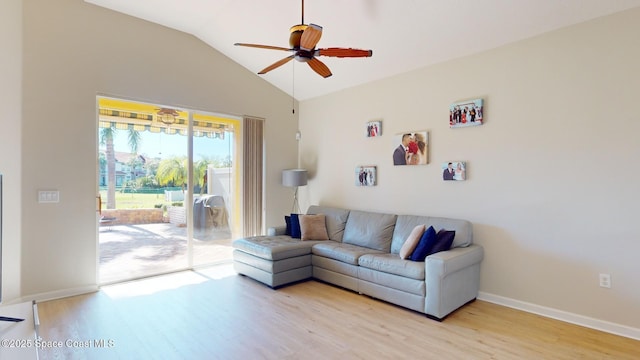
[38,190,60,203]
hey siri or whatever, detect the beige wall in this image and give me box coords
[0,0,23,302]
[15,0,298,300]
[6,0,638,337]
[299,8,640,331]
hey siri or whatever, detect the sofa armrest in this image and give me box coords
[424,244,484,319]
[267,226,287,236]
[426,245,484,277]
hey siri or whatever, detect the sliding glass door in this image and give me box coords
[191,113,240,266]
[97,97,242,284]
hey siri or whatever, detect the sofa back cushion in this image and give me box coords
[306,205,350,242]
[342,210,397,252]
[391,215,473,254]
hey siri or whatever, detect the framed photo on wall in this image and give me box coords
[355,166,377,186]
[366,120,382,137]
[442,161,466,181]
[450,98,483,128]
[392,131,429,165]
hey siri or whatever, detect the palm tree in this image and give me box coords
[194,158,211,195]
[99,123,142,209]
[100,124,117,209]
[98,152,107,184]
[156,156,188,191]
[128,128,141,154]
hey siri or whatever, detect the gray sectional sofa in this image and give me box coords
[232,205,484,320]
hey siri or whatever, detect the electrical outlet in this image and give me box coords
[599,273,611,288]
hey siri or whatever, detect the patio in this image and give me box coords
[99,222,234,284]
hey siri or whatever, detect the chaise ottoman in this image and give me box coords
[232,235,322,288]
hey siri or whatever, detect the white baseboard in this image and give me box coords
[478,292,640,341]
[22,285,99,304]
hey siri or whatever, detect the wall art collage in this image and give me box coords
[356,98,483,185]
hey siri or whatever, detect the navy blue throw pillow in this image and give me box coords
[410,226,437,261]
[290,214,302,239]
[427,230,456,256]
[284,215,292,236]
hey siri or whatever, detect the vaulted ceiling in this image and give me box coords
[85,0,640,100]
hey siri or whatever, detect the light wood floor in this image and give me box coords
[36,264,639,360]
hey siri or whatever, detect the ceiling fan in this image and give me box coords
[234,0,373,78]
[155,107,180,125]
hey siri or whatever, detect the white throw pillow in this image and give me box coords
[399,224,425,259]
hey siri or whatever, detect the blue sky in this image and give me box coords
[108,129,233,161]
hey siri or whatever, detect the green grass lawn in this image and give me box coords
[99,191,183,209]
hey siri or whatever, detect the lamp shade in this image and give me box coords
[282,169,308,187]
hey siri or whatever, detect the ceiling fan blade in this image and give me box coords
[307,57,332,78]
[258,55,295,75]
[234,43,293,52]
[317,48,373,58]
[300,23,322,51]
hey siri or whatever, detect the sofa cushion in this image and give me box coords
[342,210,397,252]
[299,214,330,241]
[427,217,471,248]
[233,249,312,274]
[358,267,426,297]
[232,236,319,261]
[391,215,473,252]
[358,253,425,280]
[312,241,384,265]
[410,226,437,261]
[307,205,350,242]
[399,224,425,259]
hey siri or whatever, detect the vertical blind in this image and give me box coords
[242,116,264,237]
